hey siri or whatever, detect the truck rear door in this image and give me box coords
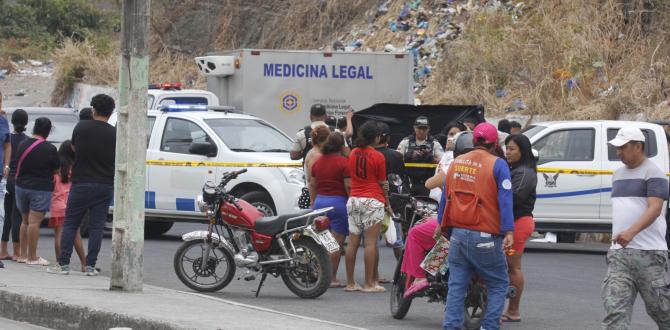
[532,123,603,224]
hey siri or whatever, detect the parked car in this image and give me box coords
[4,107,79,149]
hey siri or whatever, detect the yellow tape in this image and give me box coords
[146,160,301,168]
[145,160,670,176]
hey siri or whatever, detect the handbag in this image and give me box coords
[420,236,450,276]
[15,138,45,179]
[298,187,311,209]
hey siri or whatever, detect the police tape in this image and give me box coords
[145,160,670,176]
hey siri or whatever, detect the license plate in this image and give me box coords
[318,231,340,253]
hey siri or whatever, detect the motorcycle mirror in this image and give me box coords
[388,174,403,187]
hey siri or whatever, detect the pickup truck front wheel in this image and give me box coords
[240,191,276,216]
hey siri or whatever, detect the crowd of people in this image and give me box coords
[0,93,116,276]
[292,103,670,330]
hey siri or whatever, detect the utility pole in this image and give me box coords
[111,0,150,292]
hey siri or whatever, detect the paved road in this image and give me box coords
[22,223,655,330]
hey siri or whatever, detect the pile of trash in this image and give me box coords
[0,59,54,81]
[331,0,525,104]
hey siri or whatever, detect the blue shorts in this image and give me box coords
[313,195,348,236]
[15,186,52,213]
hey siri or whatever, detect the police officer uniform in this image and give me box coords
[396,116,444,196]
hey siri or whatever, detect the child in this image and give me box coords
[50,140,86,271]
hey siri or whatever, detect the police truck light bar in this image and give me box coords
[159,104,208,112]
[148,82,183,90]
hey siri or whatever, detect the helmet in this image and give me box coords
[453,131,474,158]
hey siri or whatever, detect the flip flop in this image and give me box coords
[501,314,521,322]
[17,258,27,263]
[26,257,49,266]
[0,255,13,261]
[343,284,362,292]
[377,277,391,284]
[361,285,387,293]
[330,281,346,288]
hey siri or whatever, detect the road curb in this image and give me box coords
[0,288,181,330]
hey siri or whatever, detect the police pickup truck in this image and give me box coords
[147,82,219,109]
[524,120,669,242]
[109,105,304,237]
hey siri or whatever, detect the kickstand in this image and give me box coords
[254,272,268,298]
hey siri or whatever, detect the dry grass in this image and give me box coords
[421,0,670,118]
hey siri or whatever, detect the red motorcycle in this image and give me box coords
[173,169,339,298]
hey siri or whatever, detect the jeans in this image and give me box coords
[1,179,21,243]
[443,228,509,330]
[59,183,113,267]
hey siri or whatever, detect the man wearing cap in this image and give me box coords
[397,116,444,196]
[290,103,328,161]
[602,126,670,329]
[441,122,514,330]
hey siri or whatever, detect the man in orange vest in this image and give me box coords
[440,122,514,330]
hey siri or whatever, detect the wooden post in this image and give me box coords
[111,0,150,292]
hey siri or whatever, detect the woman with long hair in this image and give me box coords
[344,121,389,293]
[49,141,86,270]
[310,132,351,287]
[305,125,331,204]
[501,133,537,323]
[16,117,60,265]
[0,109,28,261]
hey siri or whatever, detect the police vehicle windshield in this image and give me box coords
[205,118,293,152]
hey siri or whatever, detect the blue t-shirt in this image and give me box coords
[0,116,10,176]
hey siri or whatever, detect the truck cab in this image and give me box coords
[524,120,669,241]
[111,105,304,237]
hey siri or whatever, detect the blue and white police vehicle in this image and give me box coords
[109,104,304,237]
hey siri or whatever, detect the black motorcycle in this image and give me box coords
[388,174,488,330]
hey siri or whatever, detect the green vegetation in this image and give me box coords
[0,0,119,60]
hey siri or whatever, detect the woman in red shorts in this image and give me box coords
[501,133,537,323]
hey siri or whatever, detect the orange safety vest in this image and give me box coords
[441,148,501,235]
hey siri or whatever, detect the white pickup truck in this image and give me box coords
[524,120,669,242]
[109,105,304,237]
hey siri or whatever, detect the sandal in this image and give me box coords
[330,281,346,288]
[501,314,521,322]
[377,277,391,284]
[17,258,27,263]
[361,285,387,293]
[0,255,12,261]
[26,257,49,266]
[343,284,362,292]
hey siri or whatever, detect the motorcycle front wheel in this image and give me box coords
[390,254,412,319]
[173,239,236,292]
[280,237,332,299]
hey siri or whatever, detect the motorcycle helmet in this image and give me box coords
[453,131,474,158]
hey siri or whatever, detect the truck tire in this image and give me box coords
[240,191,276,216]
[557,232,576,243]
[145,221,174,238]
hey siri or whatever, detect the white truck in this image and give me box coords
[109,105,304,237]
[525,120,669,242]
[147,83,219,109]
[194,49,414,135]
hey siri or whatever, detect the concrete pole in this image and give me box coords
[111,0,150,292]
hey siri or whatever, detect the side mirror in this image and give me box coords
[190,142,217,157]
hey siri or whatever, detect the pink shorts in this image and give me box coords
[512,216,535,253]
[48,217,65,228]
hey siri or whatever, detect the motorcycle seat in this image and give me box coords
[254,209,314,235]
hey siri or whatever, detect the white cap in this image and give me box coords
[608,126,645,147]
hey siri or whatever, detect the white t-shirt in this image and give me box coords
[611,159,669,250]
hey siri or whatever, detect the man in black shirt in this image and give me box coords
[48,94,116,276]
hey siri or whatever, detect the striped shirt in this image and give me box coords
[611,159,669,250]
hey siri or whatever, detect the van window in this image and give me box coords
[533,129,595,165]
[606,128,657,161]
[160,118,210,154]
[146,116,156,147]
